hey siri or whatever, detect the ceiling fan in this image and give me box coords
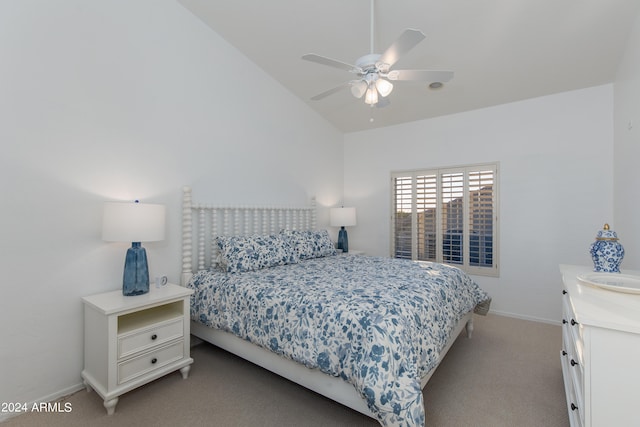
[302,0,454,106]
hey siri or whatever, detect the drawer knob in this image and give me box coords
[562,350,567,356]
[570,319,578,326]
[562,319,567,324]
[562,290,567,295]
[571,403,578,411]
[151,334,158,341]
[151,358,158,364]
[570,359,579,367]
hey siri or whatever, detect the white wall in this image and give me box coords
[614,11,640,269]
[0,0,343,410]
[344,85,614,323]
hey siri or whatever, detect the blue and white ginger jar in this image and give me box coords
[589,223,624,273]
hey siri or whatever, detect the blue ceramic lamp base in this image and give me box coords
[337,227,349,253]
[123,242,150,296]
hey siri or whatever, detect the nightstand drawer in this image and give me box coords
[118,340,184,385]
[118,318,184,359]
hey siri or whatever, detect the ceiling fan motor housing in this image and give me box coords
[355,53,388,74]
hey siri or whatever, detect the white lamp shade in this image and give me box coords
[102,202,166,242]
[351,80,367,98]
[364,86,378,105]
[330,207,357,227]
[375,78,393,97]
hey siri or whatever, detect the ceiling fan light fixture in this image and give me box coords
[351,80,367,98]
[364,85,379,105]
[375,78,393,97]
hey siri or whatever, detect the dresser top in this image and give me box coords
[560,264,640,334]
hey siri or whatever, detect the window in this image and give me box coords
[391,163,498,276]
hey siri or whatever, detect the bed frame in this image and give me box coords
[179,186,474,420]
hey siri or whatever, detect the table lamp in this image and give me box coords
[102,201,166,296]
[330,207,356,253]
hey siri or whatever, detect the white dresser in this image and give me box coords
[82,284,194,415]
[560,264,640,427]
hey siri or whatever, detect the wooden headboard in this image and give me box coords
[181,186,317,285]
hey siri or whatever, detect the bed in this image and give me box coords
[180,187,491,426]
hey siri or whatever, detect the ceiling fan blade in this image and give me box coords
[378,29,426,69]
[302,54,360,73]
[387,69,454,82]
[310,82,351,101]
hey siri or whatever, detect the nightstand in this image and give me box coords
[81,284,194,415]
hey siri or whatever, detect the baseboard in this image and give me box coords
[488,309,560,326]
[0,382,85,423]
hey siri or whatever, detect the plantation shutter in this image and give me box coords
[468,169,495,268]
[391,164,498,277]
[393,175,413,259]
[441,171,464,265]
[416,174,437,261]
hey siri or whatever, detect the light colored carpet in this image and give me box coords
[2,314,568,426]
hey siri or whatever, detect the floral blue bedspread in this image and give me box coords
[187,255,490,426]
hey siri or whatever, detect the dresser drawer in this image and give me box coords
[562,328,584,407]
[562,294,584,364]
[118,340,184,385]
[118,318,184,359]
[560,349,583,427]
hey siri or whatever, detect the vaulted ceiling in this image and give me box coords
[178,0,640,133]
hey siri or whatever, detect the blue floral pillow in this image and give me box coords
[280,229,337,260]
[217,234,298,273]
